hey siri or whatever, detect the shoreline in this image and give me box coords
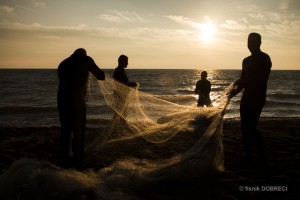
[0,117,299,199]
[0,116,299,128]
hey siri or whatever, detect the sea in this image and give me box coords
[0,69,299,127]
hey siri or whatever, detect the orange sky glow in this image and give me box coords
[0,0,300,70]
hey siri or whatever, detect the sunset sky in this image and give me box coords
[0,0,299,69]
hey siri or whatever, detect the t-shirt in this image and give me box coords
[57,54,105,100]
[237,51,272,100]
[113,67,130,86]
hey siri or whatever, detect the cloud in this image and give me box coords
[0,19,201,48]
[279,0,290,11]
[241,18,249,24]
[166,15,218,35]
[265,19,300,40]
[32,0,46,8]
[0,21,103,42]
[0,20,163,41]
[166,15,200,29]
[221,20,247,31]
[265,22,290,34]
[248,13,267,21]
[248,12,287,23]
[0,5,14,15]
[268,13,282,22]
[97,10,145,23]
[97,14,122,23]
[248,25,264,31]
[0,21,87,32]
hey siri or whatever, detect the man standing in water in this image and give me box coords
[195,71,212,107]
[112,55,138,121]
[113,55,137,87]
[57,48,105,170]
[229,33,272,161]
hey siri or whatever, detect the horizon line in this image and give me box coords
[0,67,299,71]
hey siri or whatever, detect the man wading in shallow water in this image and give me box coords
[195,71,212,107]
[229,33,272,161]
[57,48,105,170]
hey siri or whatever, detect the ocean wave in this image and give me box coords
[262,109,300,118]
[0,106,58,114]
[176,89,195,95]
[1,69,299,126]
[265,100,300,108]
[268,93,300,100]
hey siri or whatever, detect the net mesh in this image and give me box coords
[84,73,233,180]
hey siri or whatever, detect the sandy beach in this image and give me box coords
[0,118,299,199]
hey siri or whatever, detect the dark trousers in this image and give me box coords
[58,95,86,170]
[240,96,265,157]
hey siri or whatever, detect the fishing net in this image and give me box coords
[0,72,235,200]
[85,73,233,181]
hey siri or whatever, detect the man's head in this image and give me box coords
[248,33,261,54]
[118,55,128,68]
[201,71,208,80]
[73,48,87,56]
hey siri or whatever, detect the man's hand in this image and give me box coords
[129,81,139,88]
[227,89,239,99]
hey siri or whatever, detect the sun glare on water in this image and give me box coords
[199,22,216,43]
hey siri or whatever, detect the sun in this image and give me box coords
[199,22,216,43]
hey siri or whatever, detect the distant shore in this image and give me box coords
[0,117,299,199]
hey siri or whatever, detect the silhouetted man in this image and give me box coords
[113,55,130,86]
[229,33,272,160]
[112,55,137,120]
[195,71,212,107]
[57,48,105,170]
